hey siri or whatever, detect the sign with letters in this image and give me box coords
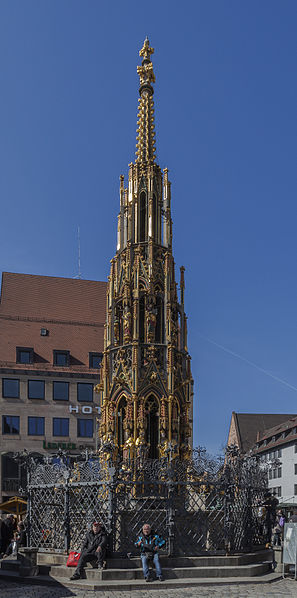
[43,440,93,451]
[69,405,101,414]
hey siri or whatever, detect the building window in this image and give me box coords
[53,418,69,437]
[16,347,33,364]
[2,415,20,435]
[278,449,282,458]
[77,383,93,402]
[28,380,45,400]
[295,485,297,496]
[28,417,44,436]
[2,379,20,398]
[295,464,297,475]
[53,350,70,366]
[272,486,282,497]
[89,353,103,369]
[1,454,20,492]
[295,444,297,454]
[53,382,69,401]
[77,419,93,438]
[270,467,282,479]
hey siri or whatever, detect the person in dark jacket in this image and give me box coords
[70,521,108,580]
[135,523,165,582]
[263,491,279,544]
[289,510,297,523]
[0,514,15,557]
[3,522,27,557]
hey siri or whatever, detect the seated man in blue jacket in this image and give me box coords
[135,523,165,582]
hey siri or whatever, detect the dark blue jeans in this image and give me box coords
[141,552,162,578]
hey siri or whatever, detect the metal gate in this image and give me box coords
[21,447,269,556]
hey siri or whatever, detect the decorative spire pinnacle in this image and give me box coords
[135,38,156,164]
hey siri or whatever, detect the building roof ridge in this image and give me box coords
[257,415,297,441]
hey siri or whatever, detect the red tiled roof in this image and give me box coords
[0,273,107,370]
[0,272,106,323]
[257,416,297,442]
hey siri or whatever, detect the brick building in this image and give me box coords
[0,272,106,502]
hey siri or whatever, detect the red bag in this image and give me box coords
[66,551,81,567]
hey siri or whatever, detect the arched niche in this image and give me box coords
[171,398,180,445]
[139,294,145,342]
[152,194,158,241]
[145,394,160,459]
[155,295,164,343]
[116,396,127,450]
[139,191,147,242]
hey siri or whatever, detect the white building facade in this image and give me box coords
[255,418,297,507]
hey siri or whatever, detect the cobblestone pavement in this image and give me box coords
[1,579,297,598]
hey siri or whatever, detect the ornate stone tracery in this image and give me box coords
[98,38,194,460]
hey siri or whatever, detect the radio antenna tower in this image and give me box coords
[74,226,82,279]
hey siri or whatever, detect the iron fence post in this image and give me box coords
[107,463,116,552]
[245,486,253,551]
[64,474,71,552]
[167,480,175,556]
[27,487,32,547]
[223,483,232,554]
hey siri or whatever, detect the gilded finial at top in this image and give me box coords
[139,37,154,60]
[137,37,155,88]
[135,38,157,163]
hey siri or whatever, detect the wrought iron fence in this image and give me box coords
[15,446,270,556]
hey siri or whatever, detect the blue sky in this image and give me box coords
[0,1,296,453]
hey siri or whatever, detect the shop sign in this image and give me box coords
[69,405,101,414]
[43,440,93,451]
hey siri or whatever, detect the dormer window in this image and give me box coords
[89,352,103,369]
[16,347,33,364]
[53,350,70,367]
[272,436,276,443]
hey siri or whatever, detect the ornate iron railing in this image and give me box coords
[15,446,270,556]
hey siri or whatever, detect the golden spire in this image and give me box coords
[136,37,156,163]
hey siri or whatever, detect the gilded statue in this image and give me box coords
[123,308,132,342]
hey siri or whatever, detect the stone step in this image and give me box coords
[0,568,283,591]
[37,548,272,569]
[0,559,51,576]
[48,561,271,580]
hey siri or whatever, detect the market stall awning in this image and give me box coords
[0,496,27,517]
